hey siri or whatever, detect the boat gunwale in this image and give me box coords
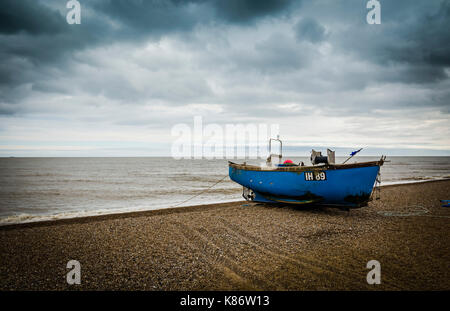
[228,160,383,172]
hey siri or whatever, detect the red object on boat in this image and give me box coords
[283,159,293,164]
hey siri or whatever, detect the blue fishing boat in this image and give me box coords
[229,138,385,208]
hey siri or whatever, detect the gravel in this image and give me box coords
[0,180,449,290]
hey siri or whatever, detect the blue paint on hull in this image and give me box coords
[229,164,381,207]
[441,200,450,207]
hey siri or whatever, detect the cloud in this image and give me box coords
[330,0,450,84]
[0,0,449,155]
[385,0,450,72]
[294,17,327,43]
[0,0,66,35]
[93,0,207,37]
[212,0,296,23]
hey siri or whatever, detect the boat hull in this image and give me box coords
[229,162,381,207]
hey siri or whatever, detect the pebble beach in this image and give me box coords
[0,180,449,290]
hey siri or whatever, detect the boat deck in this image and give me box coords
[228,160,384,172]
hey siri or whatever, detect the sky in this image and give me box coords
[0,0,449,157]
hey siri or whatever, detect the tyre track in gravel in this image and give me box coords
[217,216,363,288]
[240,206,405,290]
[216,216,401,290]
[173,220,278,290]
[194,206,362,287]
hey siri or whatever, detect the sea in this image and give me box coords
[1,156,449,225]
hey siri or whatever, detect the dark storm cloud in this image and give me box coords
[331,0,450,85]
[0,1,107,88]
[386,1,450,67]
[0,0,297,87]
[1,0,450,115]
[212,0,296,23]
[0,0,66,35]
[90,0,298,37]
[0,0,449,154]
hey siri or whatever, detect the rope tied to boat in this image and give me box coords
[371,169,382,201]
[376,205,429,217]
[376,205,450,218]
[171,175,229,208]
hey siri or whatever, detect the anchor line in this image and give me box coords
[376,205,450,218]
[171,175,229,208]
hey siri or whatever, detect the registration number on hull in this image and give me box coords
[304,171,327,181]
